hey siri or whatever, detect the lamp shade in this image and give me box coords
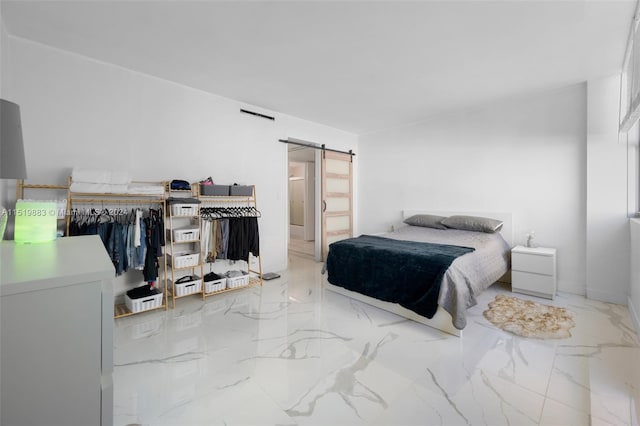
[1,99,27,179]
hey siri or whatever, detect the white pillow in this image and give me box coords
[441,215,503,233]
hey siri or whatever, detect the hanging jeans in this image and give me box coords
[218,219,229,259]
[106,222,126,275]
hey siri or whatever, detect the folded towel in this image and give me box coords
[71,167,131,184]
[110,170,131,185]
[70,182,129,194]
[127,183,165,195]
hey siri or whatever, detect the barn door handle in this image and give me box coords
[322,200,327,212]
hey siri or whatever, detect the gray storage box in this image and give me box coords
[230,185,253,196]
[200,185,230,196]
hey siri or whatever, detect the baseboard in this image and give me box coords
[557,281,586,297]
[586,288,627,305]
[629,295,640,341]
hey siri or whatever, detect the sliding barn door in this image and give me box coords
[321,151,353,260]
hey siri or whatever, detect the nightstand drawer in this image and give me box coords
[512,271,555,299]
[512,251,555,276]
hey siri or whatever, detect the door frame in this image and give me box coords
[286,140,354,264]
[320,150,354,261]
[287,144,321,261]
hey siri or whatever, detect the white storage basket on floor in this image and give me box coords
[205,278,226,293]
[226,274,250,289]
[172,276,202,297]
[125,291,163,313]
[168,253,200,268]
[173,227,200,242]
[171,203,198,216]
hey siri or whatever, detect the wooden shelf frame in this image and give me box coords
[16,178,264,314]
[67,177,169,318]
[198,184,263,299]
[166,183,204,307]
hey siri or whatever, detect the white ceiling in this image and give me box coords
[1,0,636,134]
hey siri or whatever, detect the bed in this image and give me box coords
[324,211,512,336]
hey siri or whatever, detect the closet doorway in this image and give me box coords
[288,144,319,260]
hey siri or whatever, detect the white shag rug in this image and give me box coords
[483,294,576,339]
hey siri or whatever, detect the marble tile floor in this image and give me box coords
[288,238,315,258]
[114,255,640,426]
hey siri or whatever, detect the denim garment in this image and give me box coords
[119,222,129,274]
[86,221,98,237]
[218,219,229,260]
[97,222,111,265]
[97,222,110,247]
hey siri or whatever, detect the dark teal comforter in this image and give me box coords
[326,235,474,318]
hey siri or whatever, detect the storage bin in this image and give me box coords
[230,185,253,196]
[200,185,230,196]
[125,290,163,313]
[172,276,202,297]
[205,278,226,293]
[168,253,200,268]
[171,203,199,216]
[173,227,200,242]
[226,274,250,289]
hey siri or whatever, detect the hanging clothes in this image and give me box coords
[214,220,223,259]
[68,206,164,278]
[201,220,212,263]
[247,216,260,257]
[218,218,229,260]
[199,207,259,262]
[142,208,164,283]
[227,217,246,261]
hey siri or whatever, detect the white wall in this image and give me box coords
[586,75,629,304]
[0,7,7,108]
[4,36,357,295]
[0,8,9,209]
[359,85,587,295]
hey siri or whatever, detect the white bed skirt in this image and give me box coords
[323,280,462,337]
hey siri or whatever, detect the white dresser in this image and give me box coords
[511,245,557,299]
[0,235,114,426]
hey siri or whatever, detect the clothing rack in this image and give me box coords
[66,176,166,233]
[197,183,263,297]
[16,179,68,199]
[69,198,163,205]
[67,177,168,318]
[15,178,263,315]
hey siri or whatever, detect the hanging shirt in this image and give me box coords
[134,209,142,247]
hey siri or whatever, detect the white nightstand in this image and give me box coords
[511,245,557,299]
